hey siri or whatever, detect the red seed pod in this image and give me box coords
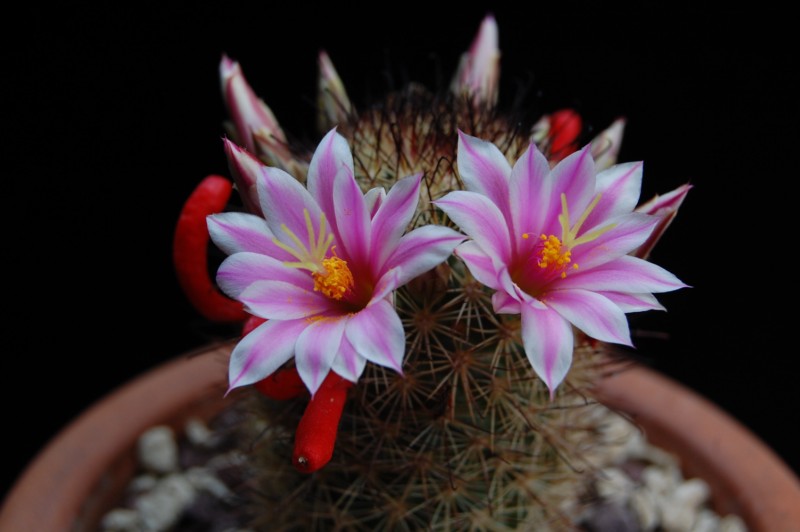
[549,109,582,161]
[254,367,307,401]
[292,372,353,473]
[173,175,248,323]
[241,316,267,337]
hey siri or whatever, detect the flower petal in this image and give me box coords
[434,190,512,265]
[370,173,422,270]
[223,138,264,216]
[599,291,665,313]
[454,240,501,290]
[257,167,325,251]
[637,183,692,216]
[546,145,595,233]
[545,289,631,346]
[520,303,574,397]
[457,130,513,225]
[207,212,291,260]
[591,118,626,172]
[509,142,552,248]
[371,268,399,304]
[332,165,371,266]
[634,183,692,259]
[571,212,659,270]
[240,280,333,319]
[492,291,521,314]
[496,266,546,308]
[306,128,354,232]
[345,299,405,374]
[583,161,643,229]
[228,318,307,390]
[557,255,687,293]
[216,252,310,298]
[295,316,348,395]
[382,225,465,287]
[364,186,386,219]
[330,336,367,383]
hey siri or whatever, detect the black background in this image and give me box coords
[5,4,797,500]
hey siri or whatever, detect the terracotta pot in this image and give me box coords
[2,342,799,531]
[0,341,236,532]
[591,364,800,531]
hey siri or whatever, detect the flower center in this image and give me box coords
[536,234,577,279]
[272,209,355,301]
[312,255,354,300]
[521,193,615,282]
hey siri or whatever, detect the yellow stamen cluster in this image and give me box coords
[537,234,578,278]
[313,256,354,300]
[272,209,355,300]
[524,193,617,280]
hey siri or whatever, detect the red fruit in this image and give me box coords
[241,316,266,337]
[549,109,582,161]
[173,175,248,322]
[254,367,307,401]
[292,372,353,473]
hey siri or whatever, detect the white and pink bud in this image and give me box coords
[223,139,265,216]
[635,184,692,259]
[220,55,293,170]
[450,15,500,106]
[591,118,627,171]
[317,51,353,133]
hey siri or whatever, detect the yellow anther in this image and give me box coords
[312,256,354,300]
[529,192,615,282]
[522,233,530,239]
[537,233,579,278]
[538,234,571,267]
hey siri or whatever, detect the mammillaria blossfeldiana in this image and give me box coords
[171,13,692,529]
[208,129,465,395]
[435,132,687,395]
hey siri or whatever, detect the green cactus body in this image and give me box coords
[232,87,624,531]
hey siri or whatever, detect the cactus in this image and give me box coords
[175,15,688,531]
[241,331,613,530]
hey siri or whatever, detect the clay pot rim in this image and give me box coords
[2,341,799,531]
[0,340,237,532]
[591,361,800,530]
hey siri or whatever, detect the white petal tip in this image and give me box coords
[219,55,239,79]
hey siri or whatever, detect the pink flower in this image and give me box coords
[208,129,465,395]
[434,131,687,396]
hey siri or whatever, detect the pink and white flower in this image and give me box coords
[434,131,687,396]
[209,129,465,395]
